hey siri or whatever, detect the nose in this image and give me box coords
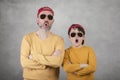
[44,17,49,21]
[75,34,79,37]
[44,15,51,21]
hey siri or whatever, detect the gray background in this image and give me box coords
[0,0,120,80]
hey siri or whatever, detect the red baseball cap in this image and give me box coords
[37,6,54,17]
[68,24,85,35]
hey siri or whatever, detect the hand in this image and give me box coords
[52,49,62,56]
[68,61,72,64]
[72,72,77,75]
[80,64,88,69]
[29,54,32,60]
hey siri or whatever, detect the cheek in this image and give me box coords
[79,39,83,43]
[37,18,43,23]
[70,38,75,43]
[50,20,54,25]
[78,38,84,42]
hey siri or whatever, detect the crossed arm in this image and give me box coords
[62,48,96,76]
[20,35,64,69]
[20,36,45,69]
[30,49,64,68]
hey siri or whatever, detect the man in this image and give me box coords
[20,6,64,80]
[62,24,96,80]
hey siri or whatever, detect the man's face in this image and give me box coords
[69,28,85,47]
[37,11,54,31]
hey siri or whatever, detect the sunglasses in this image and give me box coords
[40,14,53,20]
[70,32,83,37]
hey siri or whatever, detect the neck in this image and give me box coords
[36,28,50,40]
[72,44,83,48]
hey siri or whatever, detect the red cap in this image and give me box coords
[37,6,54,17]
[68,24,85,35]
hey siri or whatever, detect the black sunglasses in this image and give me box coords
[40,14,53,20]
[70,32,83,37]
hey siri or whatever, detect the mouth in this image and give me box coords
[75,39,79,43]
[44,22,49,28]
[45,23,48,26]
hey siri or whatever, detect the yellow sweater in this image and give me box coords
[20,32,64,80]
[63,46,96,80]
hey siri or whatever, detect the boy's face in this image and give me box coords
[37,11,54,31]
[69,28,85,47]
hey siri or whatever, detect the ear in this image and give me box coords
[68,35,71,40]
[36,17,39,24]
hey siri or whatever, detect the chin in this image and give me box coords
[73,44,80,47]
[73,44,79,47]
[75,45,80,47]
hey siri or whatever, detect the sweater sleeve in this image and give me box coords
[20,35,46,69]
[32,38,65,68]
[62,49,81,72]
[76,47,97,76]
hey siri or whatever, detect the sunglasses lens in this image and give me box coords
[71,33,76,37]
[48,15,53,20]
[40,14,53,20]
[70,32,83,37]
[78,33,83,37]
[40,14,46,19]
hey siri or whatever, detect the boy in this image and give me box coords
[62,24,96,80]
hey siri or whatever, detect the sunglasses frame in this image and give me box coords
[70,31,83,38]
[40,14,53,20]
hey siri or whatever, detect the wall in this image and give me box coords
[0,0,120,80]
